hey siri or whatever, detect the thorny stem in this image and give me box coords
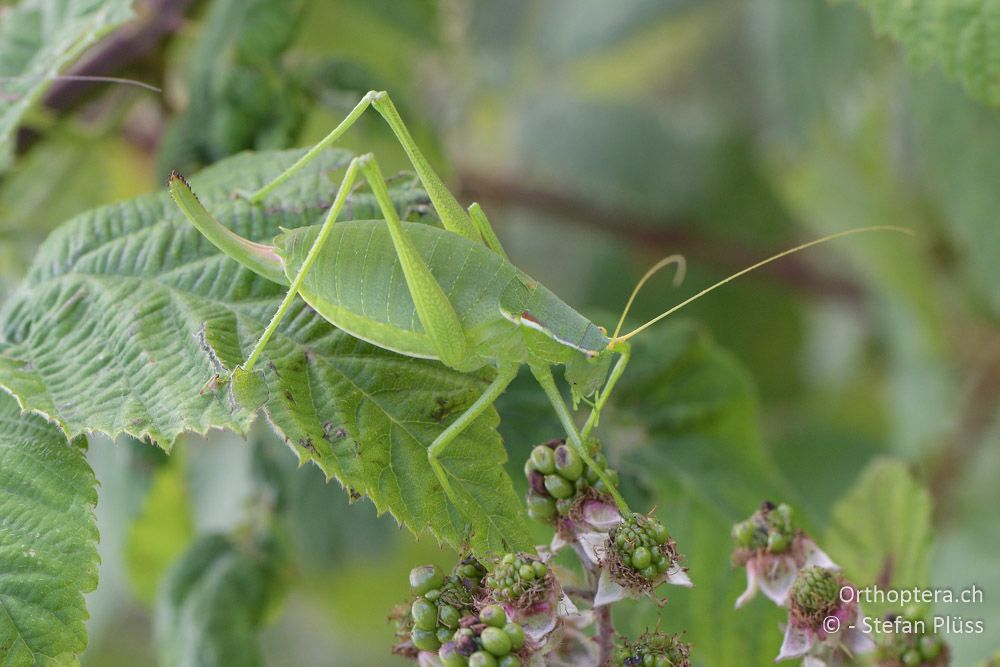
[582,547,615,665]
[596,603,614,665]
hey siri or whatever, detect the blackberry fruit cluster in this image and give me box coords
[607,630,691,667]
[404,558,487,653]
[789,566,841,626]
[731,501,795,555]
[523,438,618,523]
[610,513,676,581]
[875,612,948,667]
[438,604,526,667]
[485,552,549,604]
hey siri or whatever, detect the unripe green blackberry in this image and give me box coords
[485,552,549,603]
[436,615,528,667]
[874,613,949,667]
[607,630,691,667]
[731,501,796,557]
[402,557,487,655]
[609,513,676,580]
[523,438,620,524]
[410,564,445,595]
[791,566,839,615]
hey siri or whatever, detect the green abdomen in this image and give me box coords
[277,220,607,368]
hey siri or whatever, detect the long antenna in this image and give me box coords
[0,75,162,95]
[613,225,914,344]
[610,254,686,341]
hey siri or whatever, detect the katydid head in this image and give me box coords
[564,254,686,406]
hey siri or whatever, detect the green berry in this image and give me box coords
[503,622,525,650]
[480,604,507,628]
[655,554,669,573]
[555,498,573,515]
[481,626,512,656]
[792,567,839,613]
[640,565,658,580]
[585,464,600,484]
[410,565,445,596]
[498,656,522,667]
[919,634,942,659]
[544,474,574,499]
[574,477,590,493]
[554,445,583,481]
[530,446,555,474]
[437,626,454,644]
[651,521,669,545]
[732,521,754,547]
[517,564,535,581]
[902,649,922,666]
[631,546,652,570]
[642,656,654,667]
[439,642,466,667]
[526,492,557,521]
[411,598,438,631]
[424,588,441,602]
[767,531,790,553]
[469,651,498,667]
[532,561,547,578]
[653,657,672,667]
[439,604,460,628]
[412,627,442,651]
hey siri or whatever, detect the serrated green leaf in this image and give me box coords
[154,533,282,667]
[825,457,934,618]
[613,322,786,665]
[0,147,529,556]
[846,0,1000,105]
[0,391,98,665]
[0,0,135,169]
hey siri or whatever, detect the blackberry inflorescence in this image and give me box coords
[610,513,676,582]
[731,500,795,558]
[400,557,487,654]
[438,605,526,667]
[607,630,691,667]
[485,552,549,604]
[523,438,619,523]
[875,611,949,667]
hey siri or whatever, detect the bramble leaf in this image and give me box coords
[0,391,98,665]
[846,0,1000,105]
[0,0,135,169]
[0,148,528,556]
[825,457,934,618]
[154,533,282,667]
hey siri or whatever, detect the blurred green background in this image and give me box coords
[1,0,998,665]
